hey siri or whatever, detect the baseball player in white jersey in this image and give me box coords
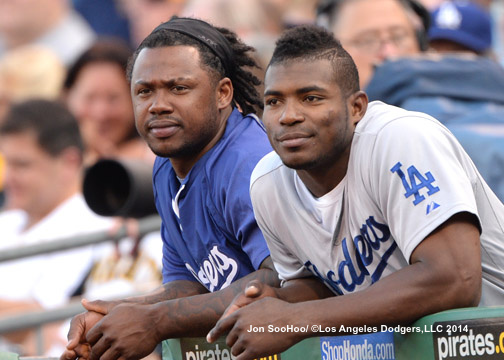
[207,25,504,360]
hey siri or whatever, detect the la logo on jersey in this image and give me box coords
[390,162,441,214]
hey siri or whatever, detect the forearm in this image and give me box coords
[205,215,482,360]
[87,280,209,315]
[288,213,482,340]
[153,267,280,339]
[276,277,335,303]
[294,260,479,339]
[122,280,208,305]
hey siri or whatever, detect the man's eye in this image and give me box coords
[305,95,320,102]
[265,98,278,106]
[137,88,151,95]
[173,85,188,92]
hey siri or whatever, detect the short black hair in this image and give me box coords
[64,38,133,90]
[126,17,263,115]
[0,99,84,156]
[268,25,360,98]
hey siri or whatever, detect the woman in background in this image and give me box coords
[63,39,154,166]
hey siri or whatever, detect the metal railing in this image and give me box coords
[0,301,85,334]
[0,215,162,355]
[0,215,162,263]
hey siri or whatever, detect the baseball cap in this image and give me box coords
[428,1,492,53]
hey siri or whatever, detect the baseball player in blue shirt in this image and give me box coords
[61,17,319,360]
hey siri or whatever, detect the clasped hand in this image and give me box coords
[61,300,160,360]
[207,281,302,360]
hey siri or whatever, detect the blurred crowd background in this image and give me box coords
[0,0,503,357]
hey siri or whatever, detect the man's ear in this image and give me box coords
[217,77,234,110]
[348,90,368,125]
[59,146,83,168]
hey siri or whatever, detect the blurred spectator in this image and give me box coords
[473,0,492,10]
[82,227,162,302]
[0,45,65,119]
[0,99,112,355]
[428,1,493,55]
[0,0,95,67]
[0,155,4,208]
[316,0,430,88]
[0,45,65,210]
[405,0,492,12]
[63,39,154,167]
[116,0,187,47]
[282,0,319,26]
[492,0,504,66]
[182,0,285,69]
[72,0,131,45]
[181,0,318,69]
[365,0,504,201]
[62,39,163,331]
[418,0,444,10]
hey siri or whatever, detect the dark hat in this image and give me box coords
[428,1,492,53]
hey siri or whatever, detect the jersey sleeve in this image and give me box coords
[369,113,480,262]
[250,155,313,281]
[160,222,198,284]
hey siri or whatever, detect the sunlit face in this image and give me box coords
[131,46,225,161]
[66,62,136,149]
[262,59,358,172]
[0,131,66,214]
[331,0,420,88]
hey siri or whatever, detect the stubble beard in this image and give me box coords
[146,106,221,160]
[279,106,351,171]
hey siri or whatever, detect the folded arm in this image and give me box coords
[209,212,482,360]
[72,257,279,360]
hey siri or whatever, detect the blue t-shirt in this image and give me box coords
[153,108,272,292]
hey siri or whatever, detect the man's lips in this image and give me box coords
[147,119,181,138]
[276,132,312,148]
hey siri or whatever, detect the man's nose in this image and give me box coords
[375,39,403,62]
[279,100,304,125]
[149,91,174,114]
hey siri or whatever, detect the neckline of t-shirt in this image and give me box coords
[294,173,346,207]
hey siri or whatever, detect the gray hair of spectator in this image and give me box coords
[316,0,430,51]
[0,99,84,156]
